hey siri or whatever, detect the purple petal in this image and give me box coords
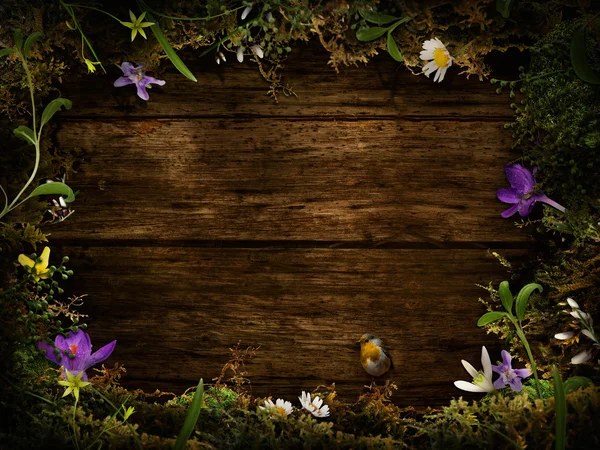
[517,198,536,217]
[505,164,535,195]
[492,364,503,374]
[493,378,506,390]
[513,368,531,379]
[501,204,520,218]
[142,76,166,86]
[38,340,60,365]
[65,329,92,359]
[508,376,523,392]
[54,334,70,352]
[496,188,521,204]
[114,76,135,87]
[500,350,512,368]
[136,83,150,101]
[85,340,117,369]
[531,192,566,213]
[120,62,136,76]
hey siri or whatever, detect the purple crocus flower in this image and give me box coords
[497,164,566,218]
[492,350,531,392]
[38,329,116,381]
[113,62,165,101]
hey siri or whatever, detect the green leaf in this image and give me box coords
[0,48,16,58]
[14,125,36,145]
[498,280,513,313]
[356,26,388,42]
[386,32,403,62]
[14,29,23,50]
[477,311,507,327]
[496,0,516,19]
[359,10,398,25]
[26,182,75,203]
[515,283,543,322]
[174,379,204,450]
[570,26,600,85]
[145,11,197,82]
[23,32,43,57]
[552,366,566,450]
[41,98,72,128]
[563,376,593,394]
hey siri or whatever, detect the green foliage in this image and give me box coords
[508,18,600,244]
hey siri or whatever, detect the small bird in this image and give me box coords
[358,334,394,378]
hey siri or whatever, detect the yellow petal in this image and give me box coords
[138,11,147,22]
[36,246,50,272]
[73,387,80,402]
[62,387,73,397]
[129,10,136,22]
[18,254,35,268]
[140,22,154,28]
[131,28,137,41]
[58,380,71,387]
[122,22,134,29]
[139,28,147,40]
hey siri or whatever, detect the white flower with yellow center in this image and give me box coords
[420,37,453,83]
[298,391,330,418]
[258,398,294,418]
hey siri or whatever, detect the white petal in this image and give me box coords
[251,45,263,58]
[571,348,593,364]
[554,331,575,340]
[237,47,244,63]
[423,61,438,76]
[581,330,595,341]
[461,360,479,379]
[419,50,434,61]
[454,380,486,393]
[567,298,579,309]
[571,310,590,322]
[241,6,252,20]
[481,346,492,379]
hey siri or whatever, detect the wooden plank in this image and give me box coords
[50,119,526,243]
[59,46,512,119]
[57,246,526,406]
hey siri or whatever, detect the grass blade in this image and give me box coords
[553,366,566,450]
[144,10,197,82]
[174,379,204,450]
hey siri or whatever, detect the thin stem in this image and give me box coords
[508,315,543,398]
[0,374,56,405]
[5,50,41,213]
[89,387,143,450]
[138,0,244,21]
[72,397,81,450]
[64,4,124,24]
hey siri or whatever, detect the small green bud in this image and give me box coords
[62,274,68,280]
[62,256,69,263]
[66,270,73,276]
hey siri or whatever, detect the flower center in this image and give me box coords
[473,372,485,385]
[433,48,450,67]
[275,407,286,416]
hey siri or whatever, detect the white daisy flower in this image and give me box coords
[419,37,453,82]
[258,398,294,418]
[298,391,330,418]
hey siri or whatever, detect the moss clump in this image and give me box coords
[509,18,600,244]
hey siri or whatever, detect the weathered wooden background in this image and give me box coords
[48,45,528,406]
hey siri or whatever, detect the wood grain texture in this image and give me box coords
[59,46,513,120]
[51,119,525,243]
[57,246,527,406]
[48,45,529,406]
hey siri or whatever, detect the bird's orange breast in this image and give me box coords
[360,342,381,366]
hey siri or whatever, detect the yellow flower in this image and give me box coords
[18,246,51,281]
[58,370,90,402]
[121,10,154,42]
[84,58,101,73]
